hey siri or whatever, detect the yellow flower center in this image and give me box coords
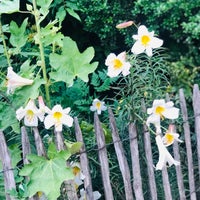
[155,106,165,120]
[141,35,150,46]
[96,102,101,110]
[73,166,80,176]
[26,110,34,121]
[113,58,123,69]
[53,112,62,121]
[164,132,175,145]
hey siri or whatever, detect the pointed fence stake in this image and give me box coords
[193,84,200,182]
[128,122,144,200]
[0,131,16,200]
[94,113,114,200]
[54,130,78,200]
[108,108,134,200]
[33,127,46,157]
[74,117,94,200]
[179,88,196,200]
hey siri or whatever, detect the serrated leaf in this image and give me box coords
[19,144,74,200]
[9,18,28,49]
[49,37,98,86]
[0,0,19,14]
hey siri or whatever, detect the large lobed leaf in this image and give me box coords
[49,36,98,86]
[0,0,19,14]
[19,143,74,200]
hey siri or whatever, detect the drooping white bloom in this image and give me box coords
[90,98,107,115]
[146,99,179,128]
[162,124,183,147]
[79,188,101,200]
[6,67,34,94]
[155,134,180,170]
[44,104,73,132]
[71,162,85,188]
[105,52,131,78]
[16,99,44,127]
[131,25,163,57]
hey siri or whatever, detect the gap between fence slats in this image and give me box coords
[94,113,114,200]
[193,84,200,183]
[108,108,134,200]
[128,122,144,200]
[0,131,16,200]
[74,117,94,200]
[179,88,196,200]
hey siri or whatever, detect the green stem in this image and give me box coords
[0,15,12,68]
[32,0,51,107]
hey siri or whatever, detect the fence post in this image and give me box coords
[142,100,158,200]
[54,131,78,200]
[170,124,186,200]
[108,108,134,200]
[128,122,144,200]
[32,127,46,157]
[21,126,39,200]
[74,117,94,200]
[94,113,114,200]
[179,88,196,200]
[0,130,16,200]
[193,84,200,182]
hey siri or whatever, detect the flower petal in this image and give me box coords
[44,115,55,129]
[131,41,145,55]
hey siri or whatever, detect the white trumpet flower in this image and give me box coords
[6,67,33,94]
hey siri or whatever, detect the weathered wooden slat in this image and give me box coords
[179,88,196,200]
[108,108,134,200]
[21,126,32,165]
[94,113,114,200]
[33,127,46,157]
[54,130,78,200]
[142,100,158,200]
[0,131,16,200]
[74,117,94,200]
[128,122,144,200]
[143,128,158,200]
[170,124,186,200]
[161,167,172,200]
[21,127,39,200]
[192,84,200,181]
[54,131,65,151]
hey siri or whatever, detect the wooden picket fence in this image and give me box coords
[1,84,200,200]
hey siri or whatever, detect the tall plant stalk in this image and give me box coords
[32,0,51,107]
[0,15,12,68]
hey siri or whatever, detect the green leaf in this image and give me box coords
[0,102,20,133]
[64,141,82,154]
[37,0,53,20]
[0,0,19,14]
[66,8,81,21]
[49,37,98,86]
[9,18,28,49]
[9,144,21,168]
[19,144,74,200]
